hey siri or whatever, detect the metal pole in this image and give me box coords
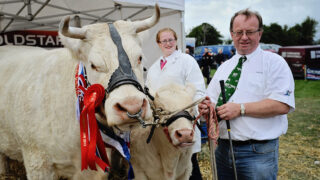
[219,80,238,180]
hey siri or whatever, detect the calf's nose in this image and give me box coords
[174,129,194,143]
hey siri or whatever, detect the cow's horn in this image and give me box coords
[59,16,86,39]
[134,4,160,33]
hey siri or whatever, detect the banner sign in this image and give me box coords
[0,30,62,48]
[306,67,320,80]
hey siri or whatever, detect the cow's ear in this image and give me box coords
[185,83,196,96]
[58,16,86,59]
[59,34,83,56]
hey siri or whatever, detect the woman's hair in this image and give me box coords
[156,28,177,43]
[156,28,178,50]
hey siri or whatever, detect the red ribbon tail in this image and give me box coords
[87,103,98,170]
[95,156,110,172]
[79,84,109,172]
[80,107,89,170]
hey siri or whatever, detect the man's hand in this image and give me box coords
[216,103,241,121]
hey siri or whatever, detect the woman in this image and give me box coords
[146,28,205,180]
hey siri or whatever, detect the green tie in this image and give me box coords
[216,56,247,107]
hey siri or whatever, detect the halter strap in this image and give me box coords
[106,23,143,93]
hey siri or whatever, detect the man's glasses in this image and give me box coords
[159,38,176,44]
[232,29,260,37]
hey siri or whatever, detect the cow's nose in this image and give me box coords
[114,97,147,118]
[174,129,194,143]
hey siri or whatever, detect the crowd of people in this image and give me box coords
[146,7,295,180]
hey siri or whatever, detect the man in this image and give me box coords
[198,9,295,180]
[215,48,226,68]
[201,47,213,84]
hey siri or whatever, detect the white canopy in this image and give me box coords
[0,0,185,68]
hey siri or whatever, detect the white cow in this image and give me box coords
[130,83,197,180]
[0,5,160,180]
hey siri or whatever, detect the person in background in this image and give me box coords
[146,27,205,180]
[198,8,295,180]
[186,45,195,56]
[186,47,193,57]
[201,47,213,84]
[215,48,226,69]
[229,49,236,59]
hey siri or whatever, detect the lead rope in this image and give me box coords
[194,100,219,145]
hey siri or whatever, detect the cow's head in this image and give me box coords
[153,83,197,149]
[59,5,160,130]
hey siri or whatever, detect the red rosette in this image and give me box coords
[80,84,109,171]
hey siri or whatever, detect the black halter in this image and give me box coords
[146,110,195,143]
[106,23,144,94]
[163,110,195,127]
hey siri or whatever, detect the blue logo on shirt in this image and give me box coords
[284,90,292,96]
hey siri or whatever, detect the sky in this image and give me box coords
[184,0,320,42]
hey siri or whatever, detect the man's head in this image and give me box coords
[229,9,263,55]
[185,48,190,54]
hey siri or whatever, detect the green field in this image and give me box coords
[199,79,320,180]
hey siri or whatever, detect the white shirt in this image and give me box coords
[146,50,206,153]
[206,46,295,141]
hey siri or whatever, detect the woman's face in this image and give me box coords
[158,31,177,57]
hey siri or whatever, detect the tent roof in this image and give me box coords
[0,0,184,33]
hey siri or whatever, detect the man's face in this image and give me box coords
[230,14,262,55]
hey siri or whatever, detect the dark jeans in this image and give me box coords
[216,138,279,180]
[189,153,203,180]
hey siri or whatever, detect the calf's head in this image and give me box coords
[59,5,160,130]
[153,83,197,148]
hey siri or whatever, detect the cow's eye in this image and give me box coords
[138,56,142,64]
[91,63,97,70]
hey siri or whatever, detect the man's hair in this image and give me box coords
[229,8,263,32]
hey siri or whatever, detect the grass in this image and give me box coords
[198,79,320,180]
[278,80,320,180]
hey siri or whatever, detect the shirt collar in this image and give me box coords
[161,50,179,62]
[235,46,262,62]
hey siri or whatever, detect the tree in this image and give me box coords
[261,17,318,46]
[224,38,233,44]
[299,16,318,45]
[187,23,223,46]
[261,23,285,45]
